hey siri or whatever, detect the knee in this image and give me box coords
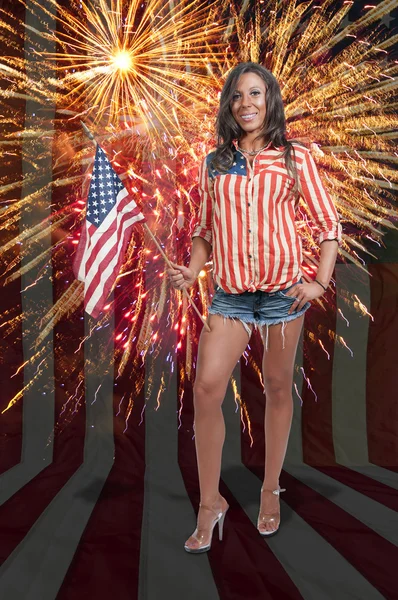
[193,378,224,412]
[263,374,292,403]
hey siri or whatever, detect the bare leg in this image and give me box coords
[259,315,304,533]
[185,315,251,550]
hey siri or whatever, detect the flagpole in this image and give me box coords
[80,121,211,333]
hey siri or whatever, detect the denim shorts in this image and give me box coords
[208,279,311,348]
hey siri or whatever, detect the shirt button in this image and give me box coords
[248,203,251,207]
[248,229,252,233]
[249,254,252,258]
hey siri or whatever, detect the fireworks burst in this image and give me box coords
[0,0,397,437]
[43,0,224,131]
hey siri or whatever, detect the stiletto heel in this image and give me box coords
[184,499,229,553]
[257,486,286,537]
[218,509,227,541]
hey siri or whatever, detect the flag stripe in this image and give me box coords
[83,190,139,276]
[84,211,145,317]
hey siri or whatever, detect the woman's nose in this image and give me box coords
[241,94,252,107]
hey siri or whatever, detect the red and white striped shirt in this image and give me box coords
[192,140,342,294]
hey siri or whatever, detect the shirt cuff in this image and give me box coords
[318,222,343,247]
[192,226,212,245]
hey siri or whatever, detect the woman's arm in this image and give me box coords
[167,237,211,290]
[286,239,339,313]
[283,147,342,311]
[298,147,342,247]
[315,239,339,289]
[168,156,213,290]
[188,237,212,279]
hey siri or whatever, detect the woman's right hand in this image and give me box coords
[167,262,197,290]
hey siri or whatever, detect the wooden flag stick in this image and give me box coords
[80,120,210,333]
[143,223,210,332]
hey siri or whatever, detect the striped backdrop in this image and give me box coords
[2,257,398,600]
[1,2,398,599]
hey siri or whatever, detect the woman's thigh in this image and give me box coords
[261,315,304,390]
[194,314,251,401]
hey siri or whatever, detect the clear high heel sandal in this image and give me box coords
[184,501,229,553]
[257,487,286,537]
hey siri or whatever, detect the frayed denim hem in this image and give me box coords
[258,304,310,350]
[208,302,310,348]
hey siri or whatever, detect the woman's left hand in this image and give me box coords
[286,281,326,315]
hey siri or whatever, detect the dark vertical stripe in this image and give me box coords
[301,291,337,466]
[56,369,145,600]
[0,279,24,475]
[0,0,55,505]
[366,263,398,468]
[241,331,266,471]
[332,264,370,465]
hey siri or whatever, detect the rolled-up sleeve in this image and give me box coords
[299,148,342,246]
[191,156,214,246]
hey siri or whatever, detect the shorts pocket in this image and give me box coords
[277,290,296,300]
[277,281,300,299]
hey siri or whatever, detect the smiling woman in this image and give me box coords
[211,62,306,187]
[167,61,342,553]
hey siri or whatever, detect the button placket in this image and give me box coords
[247,158,255,284]
[249,159,258,285]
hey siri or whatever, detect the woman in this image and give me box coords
[167,62,341,553]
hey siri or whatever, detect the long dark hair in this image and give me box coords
[212,62,306,193]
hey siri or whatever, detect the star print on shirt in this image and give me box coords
[206,150,247,178]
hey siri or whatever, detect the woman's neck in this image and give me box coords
[238,134,267,152]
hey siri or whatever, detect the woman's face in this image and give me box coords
[230,72,267,137]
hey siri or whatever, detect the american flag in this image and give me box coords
[73,144,146,318]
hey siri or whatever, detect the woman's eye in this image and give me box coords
[232,94,240,100]
[251,90,260,95]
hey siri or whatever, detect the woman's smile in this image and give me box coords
[240,113,258,121]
